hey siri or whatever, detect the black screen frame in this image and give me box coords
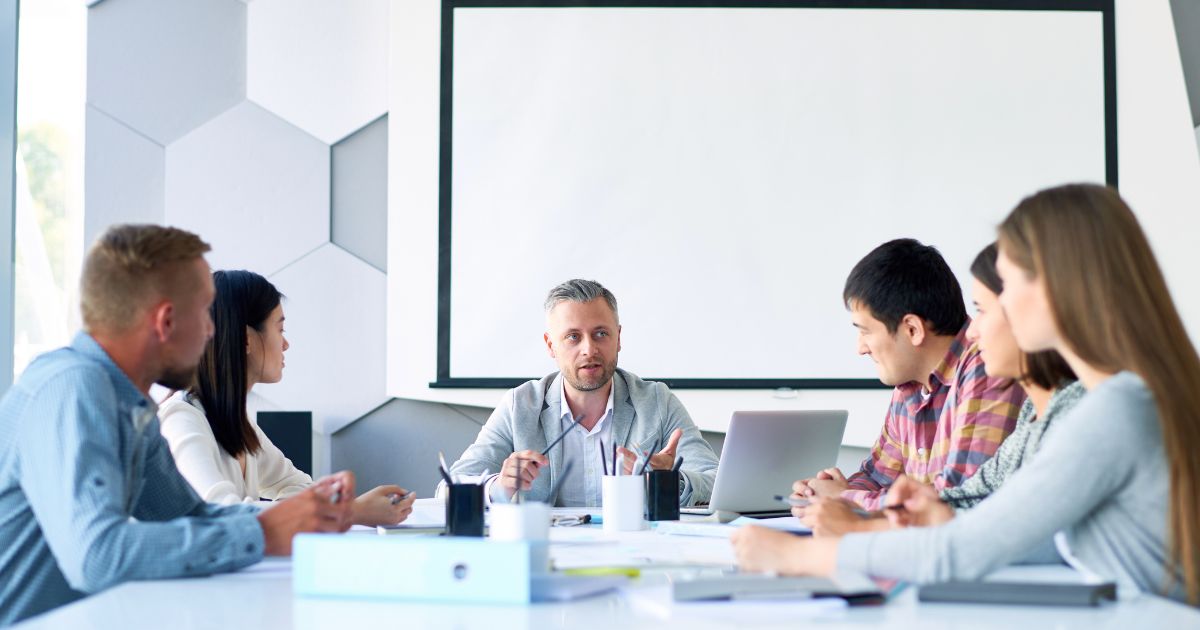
[433,0,1118,389]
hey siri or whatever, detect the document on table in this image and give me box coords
[549,529,736,569]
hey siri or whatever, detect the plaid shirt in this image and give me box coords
[842,324,1025,510]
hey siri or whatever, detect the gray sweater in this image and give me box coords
[838,372,1185,602]
[940,381,1086,509]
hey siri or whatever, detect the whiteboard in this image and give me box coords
[439,4,1111,386]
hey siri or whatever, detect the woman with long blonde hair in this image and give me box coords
[732,183,1200,604]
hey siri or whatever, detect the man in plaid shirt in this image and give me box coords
[794,239,1025,516]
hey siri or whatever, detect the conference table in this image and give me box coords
[14,501,1200,629]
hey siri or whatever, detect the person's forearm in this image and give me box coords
[851,515,892,533]
[788,537,839,576]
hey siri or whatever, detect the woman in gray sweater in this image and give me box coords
[733,184,1200,605]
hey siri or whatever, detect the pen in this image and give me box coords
[612,442,618,476]
[671,455,683,473]
[599,439,608,476]
[774,495,810,508]
[551,514,592,527]
[438,451,454,484]
[542,415,584,456]
[389,490,416,505]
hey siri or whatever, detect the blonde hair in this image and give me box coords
[998,183,1200,604]
[80,224,212,333]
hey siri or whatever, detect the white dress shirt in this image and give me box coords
[158,390,311,504]
[488,379,614,506]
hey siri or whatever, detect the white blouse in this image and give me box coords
[158,390,312,504]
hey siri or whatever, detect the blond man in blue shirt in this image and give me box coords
[0,225,356,626]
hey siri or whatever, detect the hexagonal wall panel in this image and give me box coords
[252,244,388,434]
[248,0,389,144]
[84,105,165,247]
[164,101,330,275]
[331,114,387,271]
[88,0,246,145]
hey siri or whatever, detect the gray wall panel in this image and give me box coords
[84,105,164,246]
[331,398,488,497]
[1171,0,1200,126]
[331,114,388,271]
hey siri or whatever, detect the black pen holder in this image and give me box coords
[644,469,681,521]
[445,483,485,537]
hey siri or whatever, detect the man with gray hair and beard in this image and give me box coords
[449,279,719,507]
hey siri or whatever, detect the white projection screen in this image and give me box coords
[437,1,1114,388]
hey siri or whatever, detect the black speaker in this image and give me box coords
[256,411,313,477]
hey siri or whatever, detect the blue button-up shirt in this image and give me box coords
[0,333,264,626]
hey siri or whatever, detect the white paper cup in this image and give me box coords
[602,475,646,532]
[489,502,550,541]
[489,502,551,572]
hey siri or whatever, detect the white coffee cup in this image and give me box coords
[489,502,551,572]
[602,475,646,532]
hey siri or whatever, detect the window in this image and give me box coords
[13,0,86,379]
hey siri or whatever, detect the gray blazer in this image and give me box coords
[448,369,718,506]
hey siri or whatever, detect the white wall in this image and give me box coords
[388,0,1200,447]
[85,0,393,476]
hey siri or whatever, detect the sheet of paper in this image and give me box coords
[729,515,812,534]
[622,585,847,622]
[652,521,739,538]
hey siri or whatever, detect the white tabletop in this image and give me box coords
[14,502,1200,629]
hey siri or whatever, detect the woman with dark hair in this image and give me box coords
[159,270,414,526]
[798,243,1084,535]
[881,243,1083,523]
[733,184,1200,605]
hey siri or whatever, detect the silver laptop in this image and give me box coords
[682,410,848,516]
